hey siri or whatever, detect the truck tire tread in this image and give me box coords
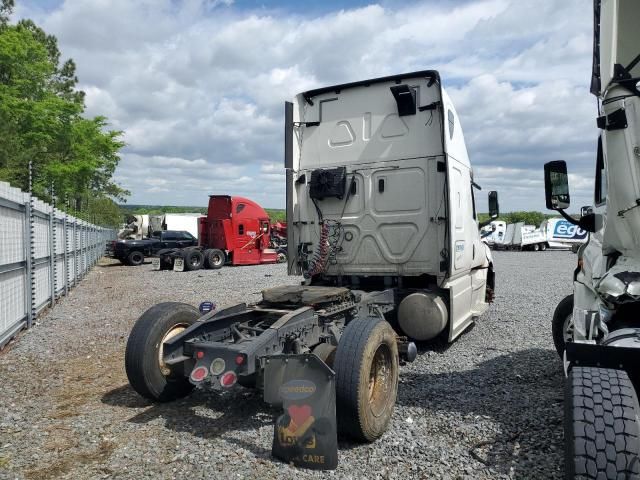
[566,366,640,479]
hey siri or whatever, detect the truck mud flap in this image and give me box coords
[173,257,185,272]
[151,258,161,270]
[264,353,338,470]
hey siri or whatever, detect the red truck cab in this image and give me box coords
[199,195,278,265]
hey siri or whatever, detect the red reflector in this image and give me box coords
[196,351,204,359]
[220,371,237,388]
[235,355,245,365]
[190,366,208,382]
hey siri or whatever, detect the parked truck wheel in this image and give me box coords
[204,249,225,269]
[125,302,199,402]
[127,250,145,266]
[276,252,287,263]
[183,250,204,271]
[540,243,547,251]
[533,243,540,252]
[334,317,399,442]
[156,249,174,270]
[565,366,640,479]
[552,294,574,358]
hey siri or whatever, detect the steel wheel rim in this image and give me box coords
[132,253,143,263]
[368,344,393,418]
[190,256,200,267]
[213,254,222,266]
[159,324,188,376]
[563,314,574,344]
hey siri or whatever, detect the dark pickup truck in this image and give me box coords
[108,230,197,266]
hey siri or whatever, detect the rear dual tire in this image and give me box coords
[183,249,204,271]
[125,302,199,402]
[334,317,399,442]
[204,249,225,269]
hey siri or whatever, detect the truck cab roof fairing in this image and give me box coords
[301,70,440,105]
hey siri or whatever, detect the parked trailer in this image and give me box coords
[125,70,499,469]
[546,2,640,478]
[480,220,506,246]
[491,222,546,251]
[162,213,204,239]
[539,218,588,250]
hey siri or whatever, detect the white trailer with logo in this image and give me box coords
[539,218,588,250]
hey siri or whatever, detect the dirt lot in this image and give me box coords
[0,251,574,479]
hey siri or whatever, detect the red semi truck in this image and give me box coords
[153,195,286,271]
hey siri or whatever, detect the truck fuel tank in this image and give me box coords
[397,292,448,341]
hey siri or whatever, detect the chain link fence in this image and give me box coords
[0,181,116,348]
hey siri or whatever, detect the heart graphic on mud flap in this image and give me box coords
[287,404,312,428]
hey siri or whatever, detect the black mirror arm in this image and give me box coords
[555,208,580,226]
[578,213,597,233]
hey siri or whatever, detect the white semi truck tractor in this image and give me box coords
[545,1,640,478]
[124,70,498,469]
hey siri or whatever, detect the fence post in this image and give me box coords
[73,220,78,284]
[49,210,55,307]
[24,197,34,328]
[63,216,68,295]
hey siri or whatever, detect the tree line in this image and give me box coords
[478,211,555,226]
[0,0,126,227]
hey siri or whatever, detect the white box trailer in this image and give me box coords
[161,213,204,239]
[510,222,547,251]
[539,218,588,249]
[480,220,506,246]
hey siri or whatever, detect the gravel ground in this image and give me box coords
[0,250,575,480]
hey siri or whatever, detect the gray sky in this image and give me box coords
[16,0,598,212]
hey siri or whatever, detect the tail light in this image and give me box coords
[220,371,237,388]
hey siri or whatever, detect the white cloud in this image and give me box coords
[16,0,598,211]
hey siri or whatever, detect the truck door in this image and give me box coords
[446,160,475,339]
[233,220,261,265]
[176,231,196,248]
[160,232,180,249]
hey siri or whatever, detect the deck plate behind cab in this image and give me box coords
[261,285,351,307]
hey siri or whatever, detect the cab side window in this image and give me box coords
[595,136,607,205]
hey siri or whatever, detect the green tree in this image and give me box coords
[0,0,13,27]
[0,2,127,224]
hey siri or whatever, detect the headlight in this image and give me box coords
[598,274,627,300]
